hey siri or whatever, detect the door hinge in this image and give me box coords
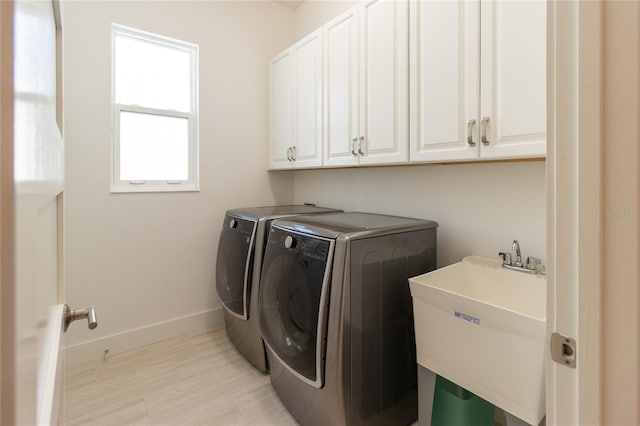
[550,332,576,368]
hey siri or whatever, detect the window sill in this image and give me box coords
[110,183,199,193]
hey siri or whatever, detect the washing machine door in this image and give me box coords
[215,215,257,320]
[259,225,334,389]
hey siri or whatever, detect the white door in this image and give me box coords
[1,0,66,424]
[409,0,479,163]
[292,29,323,168]
[479,0,546,160]
[358,0,408,166]
[268,49,293,169]
[323,6,359,167]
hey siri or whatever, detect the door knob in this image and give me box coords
[64,304,97,332]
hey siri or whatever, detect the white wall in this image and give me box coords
[293,0,356,41]
[602,1,639,423]
[293,162,546,268]
[62,0,294,365]
[291,1,546,268]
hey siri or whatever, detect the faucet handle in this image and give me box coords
[526,257,541,270]
[499,252,512,266]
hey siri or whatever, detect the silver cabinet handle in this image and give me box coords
[358,136,365,155]
[286,147,292,161]
[481,116,490,145]
[467,119,476,146]
[351,138,358,156]
[64,304,97,332]
[291,146,297,161]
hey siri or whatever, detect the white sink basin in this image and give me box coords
[409,255,546,426]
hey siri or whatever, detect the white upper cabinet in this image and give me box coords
[269,49,293,169]
[325,0,408,167]
[269,29,324,169]
[479,0,546,159]
[410,0,546,163]
[292,30,324,168]
[409,0,479,162]
[358,0,409,165]
[324,7,359,167]
[270,0,543,169]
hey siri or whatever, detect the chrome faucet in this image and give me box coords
[499,239,545,275]
[512,239,523,267]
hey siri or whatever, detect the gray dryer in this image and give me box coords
[259,212,438,425]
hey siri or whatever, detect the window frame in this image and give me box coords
[111,24,199,193]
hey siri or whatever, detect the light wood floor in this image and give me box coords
[64,327,298,426]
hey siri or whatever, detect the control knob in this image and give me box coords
[284,235,295,249]
[229,219,237,229]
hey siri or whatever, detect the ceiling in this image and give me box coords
[274,0,304,10]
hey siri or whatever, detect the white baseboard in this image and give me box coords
[64,307,224,368]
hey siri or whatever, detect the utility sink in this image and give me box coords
[409,255,546,426]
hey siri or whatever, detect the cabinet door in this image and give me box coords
[292,30,323,168]
[268,49,293,169]
[479,0,546,159]
[409,0,480,163]
[358,0,409,166]
[324,7,359,167]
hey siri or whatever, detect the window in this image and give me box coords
[112,24,198,192]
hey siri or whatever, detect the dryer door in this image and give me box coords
[259,226,334,388]
[215,215,257,319]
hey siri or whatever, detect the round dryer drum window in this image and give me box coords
[259,226,334,388]
[216,216,256,319]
